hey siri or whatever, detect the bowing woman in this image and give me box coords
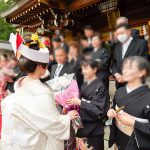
[67,59,109,150]
[1,36,78,150]
[107,56,150,150]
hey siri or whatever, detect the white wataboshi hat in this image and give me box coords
[9,33,49,63]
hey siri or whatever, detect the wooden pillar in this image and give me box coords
[148,21,150,52]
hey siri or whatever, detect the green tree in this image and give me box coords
[0,0,15,41]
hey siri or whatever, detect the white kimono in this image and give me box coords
[1,78,70,150]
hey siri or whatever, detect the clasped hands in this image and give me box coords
[107,109,135,127]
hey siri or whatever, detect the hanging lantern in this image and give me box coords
[98,0,120,29]
[99,0,118,13]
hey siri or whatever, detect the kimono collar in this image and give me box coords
[14,76,40,92]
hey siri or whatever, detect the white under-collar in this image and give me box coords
[126,84,144,93]
[94,47,99,52]
[123,36,133,46]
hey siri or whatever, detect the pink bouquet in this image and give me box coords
[55,79,79,108]
[46,73,79,108]
[46,74,83,129]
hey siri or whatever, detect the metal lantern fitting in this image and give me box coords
[98,0,120,29]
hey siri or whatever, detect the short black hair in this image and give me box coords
[18,43,48,73]
[81,59,101,73]
[115,23,130,31]
[92,32,102,39]
[81,36,88,41]
[59,34,66,38]
[84,25,94,31]
[52,37,61,42]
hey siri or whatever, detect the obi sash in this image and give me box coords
[115,105,149,136]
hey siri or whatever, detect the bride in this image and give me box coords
[1,34,78,150]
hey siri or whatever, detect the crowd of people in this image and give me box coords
[0,16,150,150]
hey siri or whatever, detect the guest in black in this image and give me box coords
[5,56,24,93]
[80,37,93,54]
[112,24,149,89]
[49,46,76,150]
[84,25,94,50]
[59,34,69,53]
[0,54,8,69]
[67,59,109,150]
[68,41,83,89]
[52,37,61,50]
[108,56,150,150]
[50,47,74,79]
[91,32,111,90]
[51,37,61,60]
[116,17,140,39]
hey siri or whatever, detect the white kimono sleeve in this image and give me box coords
[11,92,71,141]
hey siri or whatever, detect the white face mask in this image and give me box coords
[117,33,128,43]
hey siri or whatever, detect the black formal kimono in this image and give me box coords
[82,47,93,55]
[76,78,110,150]
[109,85,150,150]
[91,47,111,90]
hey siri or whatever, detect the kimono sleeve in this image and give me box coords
[133,105,150,149]
[12,91,71,141]
[80,85,108,122]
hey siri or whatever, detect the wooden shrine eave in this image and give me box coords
[1,0,49,17]
[0,0,52,25]
[1,0,29,18]
[67,0,102,11]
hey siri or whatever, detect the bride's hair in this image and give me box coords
[18,42,48,73]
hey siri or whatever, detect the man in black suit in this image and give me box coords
[50,47,74,79]
[112,24,149,88]
[59,34,69,53]
[90,33,111,90]
[50,47,76,150]
[80,37,93,55]
[84,25,94,50]
[116,17,140,39]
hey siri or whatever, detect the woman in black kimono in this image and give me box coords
[67,59,109,150]
[108,56,150,150]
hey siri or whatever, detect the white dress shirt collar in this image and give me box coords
[54,64,64,77]
[88,38,92,45]
[94,47,99,52]
[122,36,133,59]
